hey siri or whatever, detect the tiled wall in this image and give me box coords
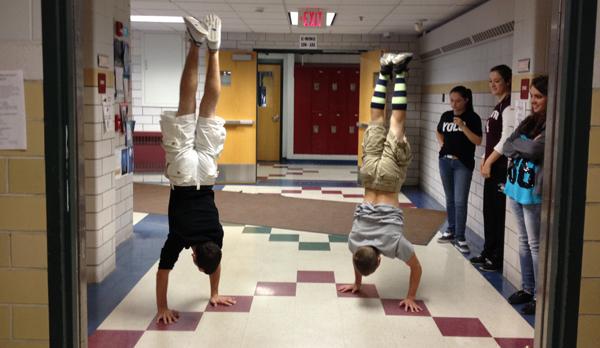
[419,37,514,236]
[0,0,49,345]
[82,0,133,283]
[577,5,600,347]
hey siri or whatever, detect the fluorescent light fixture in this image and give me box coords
[326,12,336,26]
[289,11,299,26]
[130,15,184,23]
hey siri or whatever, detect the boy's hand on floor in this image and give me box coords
[210,295,237,307]
[399,298,423,313]
[156,308,179,324]
[337,283,361,294]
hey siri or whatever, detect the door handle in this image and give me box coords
[272,114,280,122]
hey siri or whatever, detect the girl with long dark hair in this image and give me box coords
[436,86,483,254]
[503,75,548,315]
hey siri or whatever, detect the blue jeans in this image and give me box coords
[508,198,541,294]
[439,157,473,241]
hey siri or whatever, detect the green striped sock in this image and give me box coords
[392,72,407,110]
[370,73,389,110]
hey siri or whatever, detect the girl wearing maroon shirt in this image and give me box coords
[470,65,513,272]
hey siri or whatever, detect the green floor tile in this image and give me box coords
[299,242,331,251]
[328,234,348,243]
[242,226,272,234]
[269,234,299,242]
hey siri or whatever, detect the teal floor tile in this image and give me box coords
[242,226,271,234]
[269,234,299,242]
[328,234,348,243]
[299,242,331,251]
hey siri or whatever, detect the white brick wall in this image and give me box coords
[83,0,133,283]
[419,35,514,250]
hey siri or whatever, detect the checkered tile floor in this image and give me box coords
[98,165,534,347]
[90,219,533,348]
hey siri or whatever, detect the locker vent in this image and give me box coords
[441,37,473,53]
[420,48,443,60]
[472,21,515,43]
[421,21,515,61]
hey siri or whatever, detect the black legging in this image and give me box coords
[482,158,507,265]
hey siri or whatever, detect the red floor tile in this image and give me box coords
[303,170,319,173]
[322,190,343,194]
[336,283,379,298]
[147,311,203,331]
[381,299,431,316]
[495,337,535,348]
[433,317,491,337]
[297,270,336,283]
[281,189,302,194]
[204,296,253,312]
[269,174,285,177]
[88,330,143,348]
[255,282,297,296]
[343,194,364,198]
[302,186,321,190]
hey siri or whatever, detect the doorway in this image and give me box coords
[257,63,283,162]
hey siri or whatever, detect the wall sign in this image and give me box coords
[517,58,531,73]
[300,35,318,49]
[301,9,323,27]
[0,70,26,149]
[520,78,530,100]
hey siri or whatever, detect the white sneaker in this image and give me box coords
[392,52,414,73]
[183,16,207,46]
[380,53,395,66]
[202,14,221,51]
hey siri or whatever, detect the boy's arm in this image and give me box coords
[208,264,237,306]
[337,265,363,293]
[399,254,423,312]
[156,269,179,323]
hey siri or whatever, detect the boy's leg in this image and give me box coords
[177,44,200,116]
[199,14,222,118]
[198,49,220,117]
[360,54,395,189]
[372,53,413,193]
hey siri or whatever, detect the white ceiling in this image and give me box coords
[131,0,488,34]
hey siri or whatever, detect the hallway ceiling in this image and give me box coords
[131,0,487,34]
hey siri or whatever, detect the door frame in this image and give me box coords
[257,60,284,162]
[538,0,597,347]
[42,0,85,347]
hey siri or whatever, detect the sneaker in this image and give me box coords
[469,254,486,265]
[202,14,221,51]
[392,52,413,73]
[521,300,536,315]
[380,53,395,66]
[437,231,454,243]
[508,290,533,305]
[183,16,207,46]
[479,258,500,272]
[454,240,470,254]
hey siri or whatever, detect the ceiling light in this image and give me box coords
[130,15,184,23]
[326,12,336,26]
[289,11,299,26]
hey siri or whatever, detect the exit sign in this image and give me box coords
[302,9,323,27]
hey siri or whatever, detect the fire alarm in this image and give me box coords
[115,21,124,37]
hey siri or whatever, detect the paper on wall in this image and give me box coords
[0,70,27,149]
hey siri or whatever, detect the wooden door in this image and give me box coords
[257,64,282,161]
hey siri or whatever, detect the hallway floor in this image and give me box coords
[89,163,534,348]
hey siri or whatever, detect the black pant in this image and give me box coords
[482,159,507,266]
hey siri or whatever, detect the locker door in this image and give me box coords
[345,68,360,154]
[293,64,312,154]
[328,68,346,154]
[311,68,329,154]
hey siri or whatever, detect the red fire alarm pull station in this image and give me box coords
[98,73,106,94]
[520,78,530,100]
[115,21,124,37]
